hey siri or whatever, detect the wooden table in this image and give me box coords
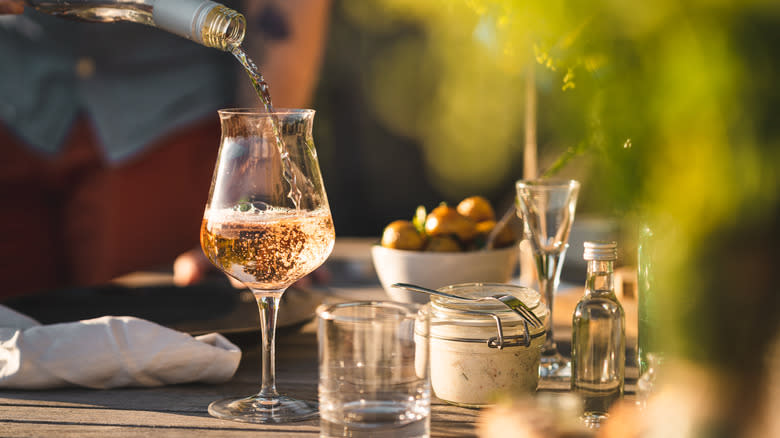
[0,238,638,437]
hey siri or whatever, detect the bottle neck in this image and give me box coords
[585,259,615,296]
[29,0,245,50]
[153,0,245,50]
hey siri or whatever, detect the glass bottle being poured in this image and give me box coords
[24,0,246,50]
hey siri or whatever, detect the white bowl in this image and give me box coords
[371,245,519,304]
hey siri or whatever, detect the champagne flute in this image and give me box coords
[515,179,580,378]
[201,109,335,423]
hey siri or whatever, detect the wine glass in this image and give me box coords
[515,179,580,378]
[200,108,335,423]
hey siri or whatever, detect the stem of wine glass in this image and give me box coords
[534,247,567,355]
[252,288,285,402]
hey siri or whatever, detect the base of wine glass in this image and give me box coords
[540,352,571,379]
[208,394,318,424]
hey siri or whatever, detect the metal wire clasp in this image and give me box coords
[485,312,532,349]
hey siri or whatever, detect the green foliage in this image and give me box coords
[341,0,780,383]
[412,205,427,235]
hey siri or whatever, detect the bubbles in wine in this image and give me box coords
[201,208,335,290]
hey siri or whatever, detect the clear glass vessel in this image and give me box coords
[200,109,335,423]
[635,352,663,410]
[318,301,431,438]
[420,283,547,407]
[515,179,580,378]
[637,222,663,376]
[571,241,625,429]
[25,0,246,50]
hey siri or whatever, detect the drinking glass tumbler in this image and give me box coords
[317,301,431,438]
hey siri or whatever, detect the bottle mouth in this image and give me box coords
[200,5,246,50]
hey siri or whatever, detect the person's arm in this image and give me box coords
[236,0,332,108]
[0,0,24,14]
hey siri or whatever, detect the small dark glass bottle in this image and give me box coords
[571,241,625,429]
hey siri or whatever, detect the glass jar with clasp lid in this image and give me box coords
[415,283,547,407]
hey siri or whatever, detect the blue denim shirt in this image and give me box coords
[0,9,236,162]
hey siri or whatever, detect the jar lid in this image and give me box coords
[425,283,547,349]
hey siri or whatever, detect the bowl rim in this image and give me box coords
[371,243,518,257]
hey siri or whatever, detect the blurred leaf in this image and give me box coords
[412,205,427,235]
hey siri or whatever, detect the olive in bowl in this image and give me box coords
[373,196,519,304]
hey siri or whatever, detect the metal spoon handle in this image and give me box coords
[391,283,472,301]
[485,203,516,250]
[392,282,543,329]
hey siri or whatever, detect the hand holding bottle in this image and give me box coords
[0,0,24,14]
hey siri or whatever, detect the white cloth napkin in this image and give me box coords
[0,305,241,389]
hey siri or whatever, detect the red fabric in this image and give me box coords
[0,116,220,300]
